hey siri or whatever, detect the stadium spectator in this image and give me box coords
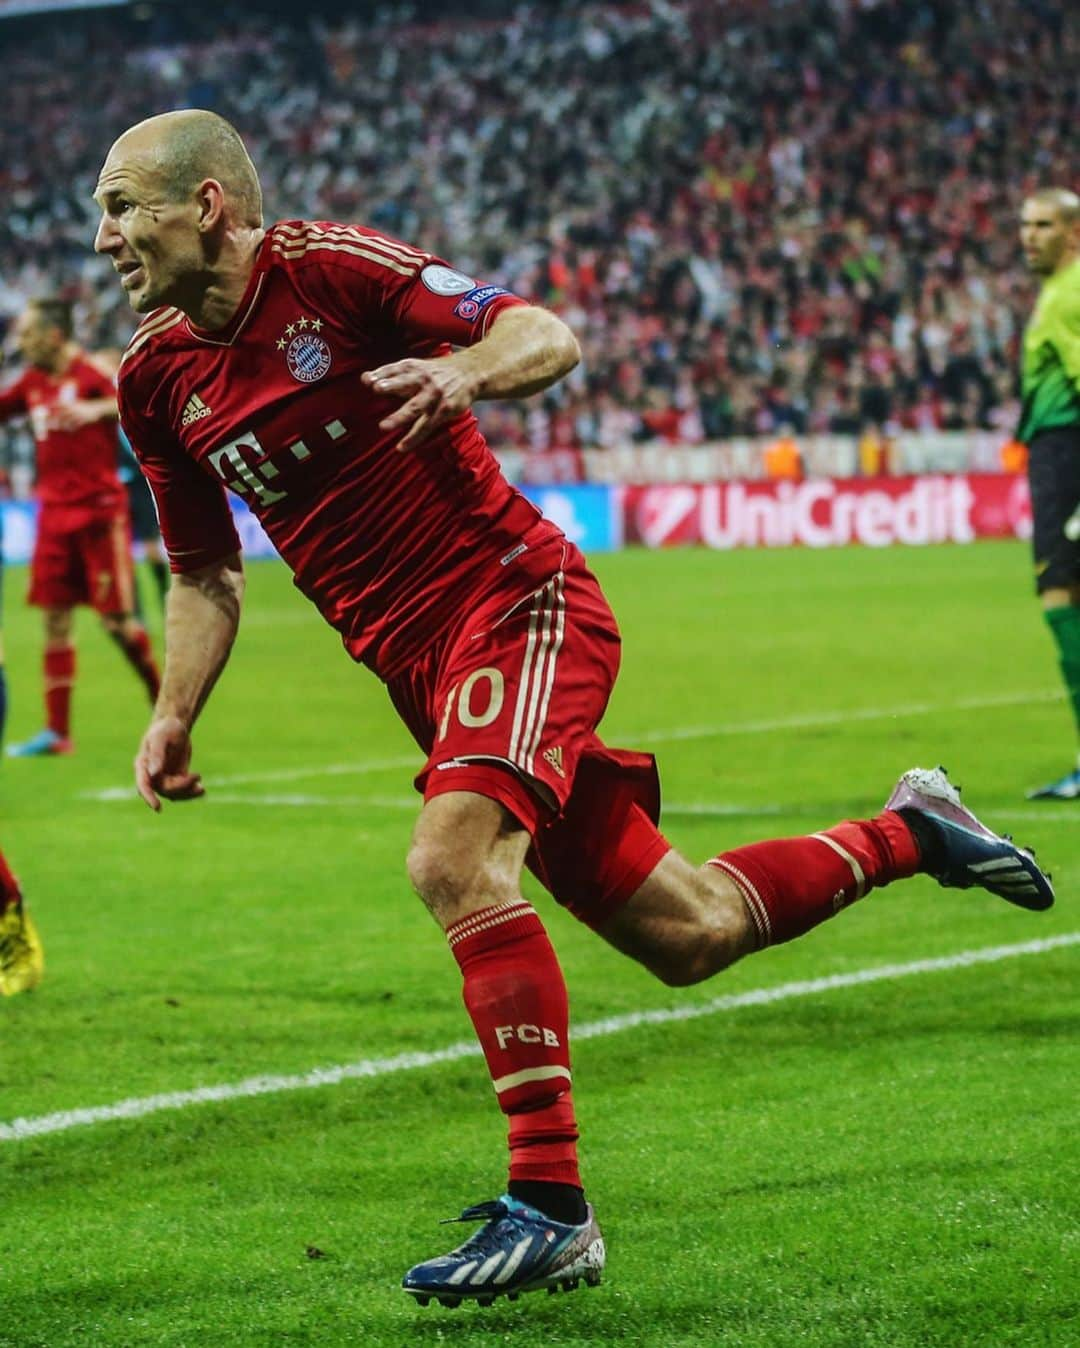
[99,108,1052,1310]
[858,424,892,478]
[0,0,1076,467]
[762,425,802,480]
[1000,438,1028,474]
[0,300,160,757]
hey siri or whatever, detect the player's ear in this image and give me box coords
[196,179,227,233]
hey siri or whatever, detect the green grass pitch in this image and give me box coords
[1,539,1077,1347]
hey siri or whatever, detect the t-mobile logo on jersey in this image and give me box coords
[495,1024,561,1049]
[205,418,349,507]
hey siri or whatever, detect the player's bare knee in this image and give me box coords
[44,608,73,644]
[406,835,517,929]
[408,792,530,929]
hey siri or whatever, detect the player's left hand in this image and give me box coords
[362,357,479,452]
[135,716,205,811]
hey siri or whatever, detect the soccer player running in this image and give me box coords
[95,111,1053,1307]
[1017,189,1080,799]
[0,300,161,756]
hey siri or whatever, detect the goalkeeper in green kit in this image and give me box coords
[1019,188,1080,799]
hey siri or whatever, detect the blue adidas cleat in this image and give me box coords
[5,728,73,758]
[1026,768,1080,801]
[402,1196,605,1308]
[886,767,1054,912]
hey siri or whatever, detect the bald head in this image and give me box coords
[1020,187,1080,276]
[95,109,267,321]
[1024,187,1080,228]
[111,110,262,228]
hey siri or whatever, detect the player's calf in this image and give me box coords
[603,769,1051,989]
[600,851,756,987]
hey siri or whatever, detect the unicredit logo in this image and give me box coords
[626,476,1029,551]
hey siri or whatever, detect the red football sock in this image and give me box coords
[447,902,581,1188]
[708,811,921,948]
[116,625,161,702]
[44,645,75,738]
[0,849,20,915]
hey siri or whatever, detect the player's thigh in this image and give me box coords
[1029,428,1080,594]
[407,789,532,929]
[78,512,137,617]
[28,521,83,610]
[421,568,621,817]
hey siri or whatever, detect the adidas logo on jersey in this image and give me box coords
[542,745,566,778]
[181,393,212,427]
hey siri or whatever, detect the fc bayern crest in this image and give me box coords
[287,331,333,383]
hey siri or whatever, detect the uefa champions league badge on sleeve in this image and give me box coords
[419,264,477,295]
[276,315,332,384]
[453,285,510,320]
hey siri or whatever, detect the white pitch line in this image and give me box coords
[626,688,1061,747]
[77,793,789,812]
[3,932,1076,1144]
[72,792,1080,823]
[77,688,1060,804]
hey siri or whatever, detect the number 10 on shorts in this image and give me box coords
[438,668,506,740]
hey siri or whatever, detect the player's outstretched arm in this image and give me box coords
[362,306,580,452]
[135,553,244,811]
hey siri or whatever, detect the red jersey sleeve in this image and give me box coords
[281,222,529,349]
[118,380,241,574]
[0,371,28,422]
[389,266,529,346]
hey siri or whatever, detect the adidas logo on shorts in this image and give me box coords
[542,745,565,778]
[181,393,212,427]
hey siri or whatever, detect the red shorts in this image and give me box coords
[28,506,136,615]
[387,546,671,928]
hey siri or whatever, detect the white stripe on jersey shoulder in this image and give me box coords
[120,308,184,366]
[274,220,427,263]
[270,222,427,277]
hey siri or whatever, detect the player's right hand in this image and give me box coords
[135,716,204,810]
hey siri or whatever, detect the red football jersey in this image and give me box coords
[0,354,124,514]
[118,221,567,679]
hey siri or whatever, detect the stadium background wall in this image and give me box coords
[0,472,1031,563]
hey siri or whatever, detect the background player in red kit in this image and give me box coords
[95,111,1053,1307]
[0,300,160,756]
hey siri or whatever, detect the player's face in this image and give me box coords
[93,151,205,315]
[14,310,63,370]
[1019,201,1076,276]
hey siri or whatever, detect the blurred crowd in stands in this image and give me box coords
[0,0,1076,463]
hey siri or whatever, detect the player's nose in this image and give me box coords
[93,214,121,254]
